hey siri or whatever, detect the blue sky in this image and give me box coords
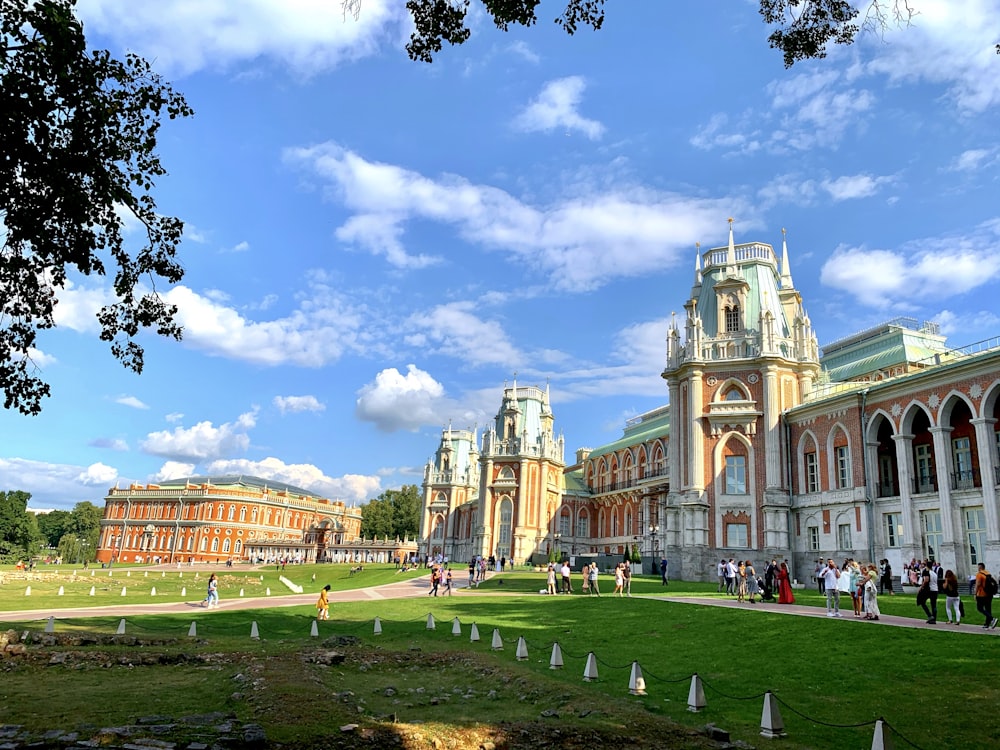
[4,0,1000,510]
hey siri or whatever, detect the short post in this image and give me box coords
[583,652,599,682]
[491,628,504,651]
[451,617,461,636]
[549,642,564,669]
[181,587,186,596]
[91,570,95,577]
[871,719,895,750]
[760,691,786,739]
[188,621,197,637]
[121,586,127,596]
[628,661,646,696]
[57,586,64,596]
[426,613,436,630]
[687,674,706,712]
[24,586,30,596]
[373,616,383,635]
[515,636,528,661]
[45,616,55,633]
[310,620,319,638]
[250,621,260,640]
[89,586,95,596]
[116,619,126,635]
[150,587,157,596]
[469,622,480,642]
[266,587,271,596]
[239,589,245,597]
[143,571,147,577]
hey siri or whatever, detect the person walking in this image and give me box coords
[204,573,219,608]
[623,561,632,596]
[717,559,727,593]
[863,566,880,620]
[918,563,939,624]
[777,561,796,604]
[745,560,758,603]
[588,563,600,596]
[942,569,961,625]
[316,584,330,620]
[444,566,453,596]
[613,563,624,597]
[974,563,998,629]
[660,558,669,586]
[428,565,441,597]
[819,559,841,616]
[546,564,557,595]
[560,560,573,594]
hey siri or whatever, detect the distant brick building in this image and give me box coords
[420,224,1000,582]
[95,475,362,564]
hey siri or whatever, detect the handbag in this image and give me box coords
[959,599,966,617]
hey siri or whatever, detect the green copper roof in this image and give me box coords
[820,322,947,381]
[157,474,324,499]
[587,406,670,459]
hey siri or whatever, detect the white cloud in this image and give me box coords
[165,412,185,424]
[0,457,119,509]
[948,148,998,172]
[287,142,739,291]
[506,40,540,65]
[820,173,894,201]
[512,76,606,139]
[76,462,119,486]
[115,395,150,410]
[932,309,1000,341]
[406,302,521,367]
[163,278,369,366]
[820,220,1000,308]
[356,365,448,432]
[862,0,1000,114]
[225,240,250,253]
[200,456,381,504]
[273,395,326,414]
[51,279,115,333]
[76,0,409,77]
[89,437,129,451]
[152,461,197,481]
[141,409,258,461]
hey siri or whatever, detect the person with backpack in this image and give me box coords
[974,562,998,629]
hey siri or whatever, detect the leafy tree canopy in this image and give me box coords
[0,489,41,561]
[35,508,71,547]
[360,484,421,540]
[403,1,923,67]
[1,0,193,415]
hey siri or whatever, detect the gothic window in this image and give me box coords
[252,508,258,522]
[228,505,235,521]
[725,455,747,494]
[725,304,740,333]
[805,452,818,493]
[611,510,619,536]
[576,512,589,537]
[235,540,242,555]
[498,499,513,547]
[223,539,231,553]
[432,516,445,539]
[211,538,219,553]
[216,505,224,521]
[559,511,571,536]
[239,507,247,522]
[725,389,743,401]
[200,537,208,552]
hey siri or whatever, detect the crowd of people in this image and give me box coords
[716,558,796,605]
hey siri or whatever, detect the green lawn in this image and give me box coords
[0,562,425,611]
[0,566,995,749]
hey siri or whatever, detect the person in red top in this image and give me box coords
[777,561,795,604]
[974,563,997,629]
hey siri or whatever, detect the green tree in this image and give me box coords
[1,0,193,415]
[402,1,923,67]
[0,490,41,561]
[360,485,422,540]
[35,508,71,547]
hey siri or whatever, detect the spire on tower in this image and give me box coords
[694,243,702,285]
[726,218,737,276]
[780,227,794,289]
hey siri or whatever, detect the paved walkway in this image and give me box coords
[2,570,996,636]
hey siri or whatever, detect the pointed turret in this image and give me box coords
[780,228,794,289]
[725,218,737,277]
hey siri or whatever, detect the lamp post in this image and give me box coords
[649,524,660,574]
[554,533,561,560]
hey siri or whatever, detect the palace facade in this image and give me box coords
[95,475,363,564]
[418,225,1000,582]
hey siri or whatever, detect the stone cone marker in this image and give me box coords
[151,587,156,596]
[188,622,197,637]
[181,587,186,596]
[121,587,127,596]
[426,613,436,630]
[469,622,480,642]
[515,636,528,661]
[760,691,786,739]
[628,662,646,695]
[310,620,319,638]
[583,652,599,682]
[871,719,895,750]
[491,628,503,651]
[687,674,706,712]
[116,619,126,635]
[451,617,461,636]
[89,587,95,596]
[373,617,382,635]
[250,621,260,640]
[24,586,31,596]
[45,617,55,633]
[549,642,563,669]
[58,586,64,596]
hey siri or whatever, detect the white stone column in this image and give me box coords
[891,434,920,560]
[688,370,704,491]
[971,417,1000,540]
[667,377,682,492]
[763,366,782,489]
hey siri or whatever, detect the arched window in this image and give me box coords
[222,539,231,553]
[216,505,224,521]
[576,511,589,537]
[200,537,208,552]
[725,389,743,401]
[725,304,740,333]
[498,498,513,548]
[228,505,235,521]
[239,507,247,522]
[186,536,193,551]
[251,508,258,522]
[210,538,219,552]
[612,509,619,536]
[234,540,242,554]
[432,516,445,539]
[205,503,213,520]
